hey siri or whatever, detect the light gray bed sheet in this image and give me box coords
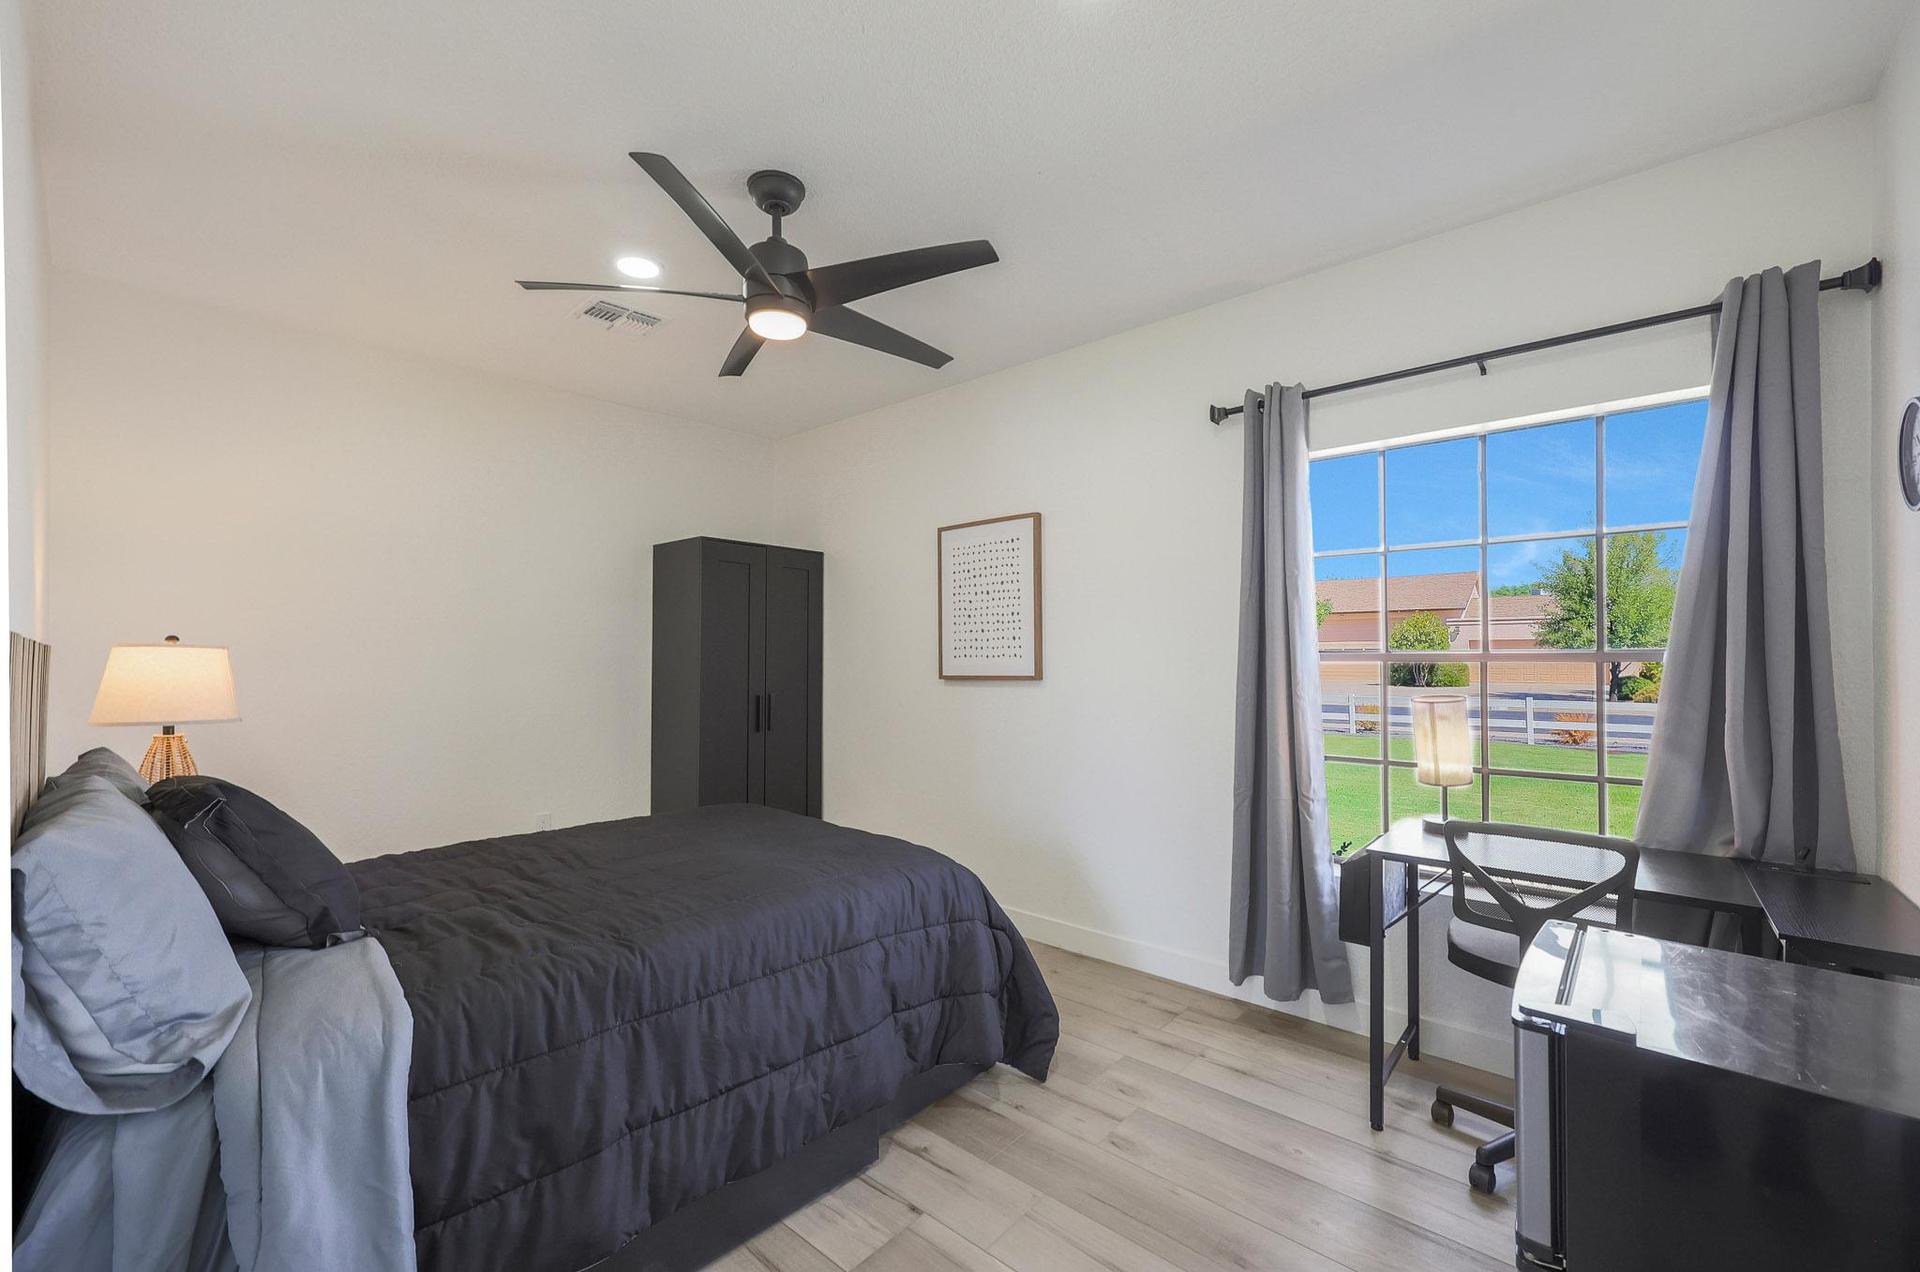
[15,936,416,1272]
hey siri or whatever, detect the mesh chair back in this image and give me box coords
[1440,820,1639,949]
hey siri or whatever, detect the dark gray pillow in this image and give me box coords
[145,777,364,949]
[35,747,147,810]
[11,775,251,1115]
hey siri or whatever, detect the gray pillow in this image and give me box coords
[11,775,251,1115]
[35,746,148,810]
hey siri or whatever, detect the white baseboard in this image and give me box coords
[1003,904,1513,1076]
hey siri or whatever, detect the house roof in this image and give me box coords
[1488,593,1557,619]
[1317,570,1479,615]
[1318,570,1564,622]
[1463,591,1560,621]
[1315,576,1383,613]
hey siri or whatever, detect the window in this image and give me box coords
[1311,397,1706,855]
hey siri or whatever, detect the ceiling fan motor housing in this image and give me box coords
[749,236,810,290]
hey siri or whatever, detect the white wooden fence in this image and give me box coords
[1322,692,1657,751]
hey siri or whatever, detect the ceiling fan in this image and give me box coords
[519,153,999,377]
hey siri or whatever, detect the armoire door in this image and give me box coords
[761,547,822,816]
[698,539,766,807]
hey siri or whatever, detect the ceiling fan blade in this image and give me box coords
[629,153,777,291]
[805,240,998,309]
[718,327,764,377]
[516,280,743,302]
[809,306,951,369]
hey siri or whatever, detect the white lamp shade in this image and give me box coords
[89,643,240,726]
[1410,694,1472,788]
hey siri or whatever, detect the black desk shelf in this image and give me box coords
[1747,863,1920,978]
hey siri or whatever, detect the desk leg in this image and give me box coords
[1368,850,1385,1132]
[1405,860,1420,1062]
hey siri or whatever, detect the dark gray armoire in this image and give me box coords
[651,537,822,817]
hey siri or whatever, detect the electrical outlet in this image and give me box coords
[534,812,554,832]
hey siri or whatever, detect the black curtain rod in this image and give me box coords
[1207,258,1882,425]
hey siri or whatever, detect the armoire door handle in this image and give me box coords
[752,694,761,733]
[765,692,774,731]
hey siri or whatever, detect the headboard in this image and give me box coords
[11,631,51,838]
[10,632,53,1223]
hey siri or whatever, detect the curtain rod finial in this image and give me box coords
[1840,258,1881,293]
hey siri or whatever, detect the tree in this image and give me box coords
[1387,611,1469,687]
[1533,532,1677,700]
[1620,660,1664,703]
[1315,596,1333,628]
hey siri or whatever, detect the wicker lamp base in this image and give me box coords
[138,732,199,783]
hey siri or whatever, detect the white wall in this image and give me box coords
[782,108,1884,1073]
[4,0,47,639]
[42,276,797,858]
[1876,10,1920,904]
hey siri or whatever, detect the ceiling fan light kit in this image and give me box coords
[518,153,998,378]
[747,295,809,341]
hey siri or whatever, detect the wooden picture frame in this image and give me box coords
[938,513,1042,680]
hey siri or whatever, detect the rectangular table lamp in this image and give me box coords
[89,635,239,781]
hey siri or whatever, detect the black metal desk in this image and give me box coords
[1340,818,1768,1131]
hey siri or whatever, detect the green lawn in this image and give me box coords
[1322,733,1646,854]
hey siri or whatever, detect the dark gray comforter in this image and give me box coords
[348,804,1058,1272]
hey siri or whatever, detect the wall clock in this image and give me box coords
[1903,397,1920,511]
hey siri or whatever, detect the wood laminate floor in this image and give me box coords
[706,942,1519,1272]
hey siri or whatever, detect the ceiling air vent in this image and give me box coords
[571,299,663,334]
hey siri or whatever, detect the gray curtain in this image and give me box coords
[1230,385,1353,1003]
[1636,261,1854,870]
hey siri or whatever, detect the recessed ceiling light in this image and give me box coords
[615,256,661,280]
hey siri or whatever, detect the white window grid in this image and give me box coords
[1315,399,1701,837]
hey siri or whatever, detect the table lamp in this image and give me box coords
[1410,693,1472,830]
[89,635,240,782]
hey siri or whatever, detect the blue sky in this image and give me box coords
[1487,418,1594,537]
[1387,437,1478,544]
[1603,400,1708,527]
[1309,400,1706,592]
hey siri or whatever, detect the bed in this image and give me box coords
[12,745,1058,1272]
[354,802,1058,1272]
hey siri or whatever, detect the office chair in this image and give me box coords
[1430,819,1638,1194]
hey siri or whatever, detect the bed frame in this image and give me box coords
[601,1062,984,1272]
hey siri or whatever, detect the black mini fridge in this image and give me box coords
[1510,922,1920,1270]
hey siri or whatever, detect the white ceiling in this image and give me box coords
[27,0,1909,437]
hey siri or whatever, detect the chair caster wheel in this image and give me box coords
[1431,1099,1454,1127]
[1469,1162,1497,1194]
